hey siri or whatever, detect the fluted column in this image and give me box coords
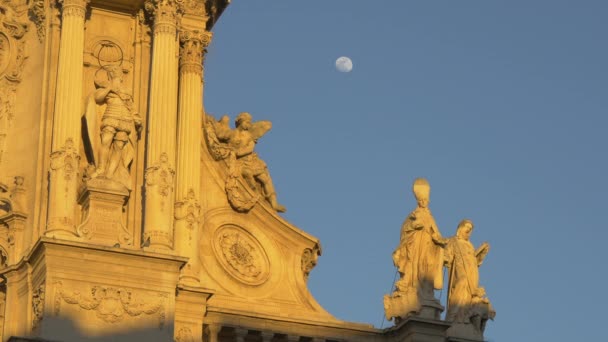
[46,0,90,238]
[174,29,212,285]
[143,0,182,250]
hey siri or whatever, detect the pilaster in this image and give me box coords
[46,0,90,238]
[143,0,183,250]
[174,28,212,285]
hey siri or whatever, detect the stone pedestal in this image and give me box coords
[387,317,450,342]
[3,238,187,341]
[445,323,484,342]
[76,179,132,248]
[174,285,214,342]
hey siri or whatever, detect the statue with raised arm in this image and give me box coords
[384,178,447,321]
[445,219,495,340]
[82,65,142,190]
[207,112,286,213]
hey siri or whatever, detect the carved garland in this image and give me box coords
[54,281,167,328]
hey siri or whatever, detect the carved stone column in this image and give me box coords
[143,0,182,250]
[174,28,212,285]
[46,0,90,238]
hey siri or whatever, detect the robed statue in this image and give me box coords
[384,178,447,321]
[82,65,142,190]
[206,112,286,213]
[445,219,495,340]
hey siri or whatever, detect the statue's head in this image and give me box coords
[412,178,430,208]
[235,112,252,130]
[104,65,123,80]
[456,219,474,240]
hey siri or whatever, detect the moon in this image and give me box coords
[335,56,353,73]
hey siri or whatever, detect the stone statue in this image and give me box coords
[83,65,142,190]
[384,178,446,321]
[444,219,495,340]
[208,112,286,213]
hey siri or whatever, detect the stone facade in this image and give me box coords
[0,1,492,341]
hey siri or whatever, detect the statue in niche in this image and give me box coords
[445,219,495,339]
[206,112,286,213]
[384,178,446,321]
[82,65,142,190]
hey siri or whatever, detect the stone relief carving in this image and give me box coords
[50,138,79,184]
[82,41,142,190]
[145,152,175,209]
[301,245,320,281]
[444,219,495,340]
[29,0,46,42]
[32,282,45,330]
[212,225,270,285]
[175,326,194,342]
[54,281,167,328]
[384,178,447,321]
[0,1,29,168]
[174,188,200,237]
[205,113,286,213]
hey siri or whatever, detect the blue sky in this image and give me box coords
[204,1,608,341]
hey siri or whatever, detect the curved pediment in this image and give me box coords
[199,113,337,323]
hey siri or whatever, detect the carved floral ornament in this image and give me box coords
[53,281,167,327]
[32,283,45,330]
[212,225,270,286]
[0,0,29,168]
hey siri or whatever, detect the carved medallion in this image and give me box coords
[212,225,270,285]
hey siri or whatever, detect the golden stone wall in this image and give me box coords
[0,1,482,342]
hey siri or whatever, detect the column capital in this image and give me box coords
[58,0,90,18]
[179,29,212,74]
[144,0,184,30]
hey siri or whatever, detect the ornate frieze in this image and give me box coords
[212,225,270,286]
[54,281,167,328]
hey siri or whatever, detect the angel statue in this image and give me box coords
[207,112,286,213]
[444,219,495,340]
[82,65,142,190]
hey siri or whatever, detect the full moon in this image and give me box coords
[335,56,353,73]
